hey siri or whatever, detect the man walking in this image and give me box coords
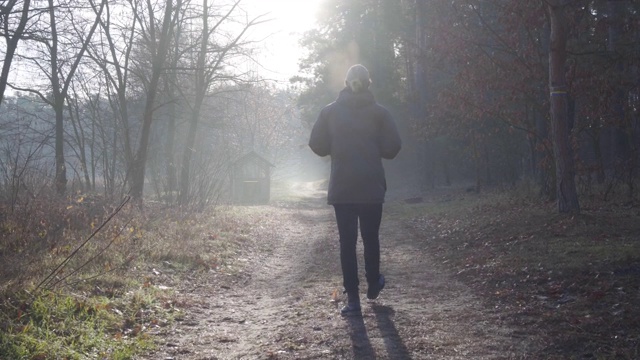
[308,64,402,316]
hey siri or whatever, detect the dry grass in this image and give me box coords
[0,194,258,359]
[2,182,638,358]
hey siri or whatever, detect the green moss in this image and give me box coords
[0,291,154,359]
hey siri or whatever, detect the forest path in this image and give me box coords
[139,182,537,359]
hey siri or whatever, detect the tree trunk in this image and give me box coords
[164,87,178,201]
[54,102,68,194]
[535,20,555,200]
[178,0,209,205]
[48,0,67,194]
[590,130,606,184]
[607,0,625,130]
[607,0,633,197]
[48,0,105,195]
[547,1,580,213]
[67,94,92,191]
[0,0,31,105]
[109,126,117,196]
[130,79,162,201]
[178,105,202,205]
[130,0,176,202]
[163,10,183,203]
[534,111,554,199]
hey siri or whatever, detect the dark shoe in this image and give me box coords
[340,302,361,316]
[341,291,361,316]
[367,274,385,300]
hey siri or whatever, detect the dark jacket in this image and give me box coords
[308,87,401,204]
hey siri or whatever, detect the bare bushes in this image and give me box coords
[0,187,255,295]
[0,192,128,292]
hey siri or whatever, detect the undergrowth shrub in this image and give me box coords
[0,193,113,292]
[0,191,258,359]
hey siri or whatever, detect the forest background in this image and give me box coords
[0,0,639,358]
[1,0,639,210]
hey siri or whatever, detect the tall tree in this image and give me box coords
[547,0,580,213]
[160,2,184,202]
[87,0,138,174]
[9,0,106,194]
[129,0,180,202]
[178,0,262,204]
[411,1,551,189]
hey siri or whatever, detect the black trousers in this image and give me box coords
[333,203,383,295]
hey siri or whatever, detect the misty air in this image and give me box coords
[1,1,639,359]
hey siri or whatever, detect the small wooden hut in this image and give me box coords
[230,151,274,204]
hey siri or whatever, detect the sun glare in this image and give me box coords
[242,0,323,82]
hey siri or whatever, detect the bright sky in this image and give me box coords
[4,0,323,93]
[241,0,323,85]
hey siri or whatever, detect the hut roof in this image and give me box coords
[233,150,274,168]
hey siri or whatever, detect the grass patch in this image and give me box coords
[0,290,155,360]
[0,195,259,359]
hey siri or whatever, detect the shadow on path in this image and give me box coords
[345,315,376,359]
[372,304,412,360]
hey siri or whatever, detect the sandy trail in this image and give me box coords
[139,182,536,359]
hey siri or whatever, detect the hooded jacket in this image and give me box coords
[309,87,402,204]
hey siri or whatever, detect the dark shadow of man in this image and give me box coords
[372,304,412,360]
[345,315,376,359]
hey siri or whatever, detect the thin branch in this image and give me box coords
[48,219,133,289]
[34,196,131,293]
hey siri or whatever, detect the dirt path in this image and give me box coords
[139,183,539,359]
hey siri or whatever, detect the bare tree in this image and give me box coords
[160,7,184,202]
[0,0,31,104]
[87,0,138,174]
[65,72,102,192]
[129,0,181,202]
[178,0,264,204]
[233,85,296,156]
[9,0,106,195]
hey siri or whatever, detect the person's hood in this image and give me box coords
[336,87,375,108]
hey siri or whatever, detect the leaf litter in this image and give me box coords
[138,185,640,359]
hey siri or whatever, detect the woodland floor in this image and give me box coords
[137,181,640,360]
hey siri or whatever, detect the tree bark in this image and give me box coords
[547,1,580,213]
